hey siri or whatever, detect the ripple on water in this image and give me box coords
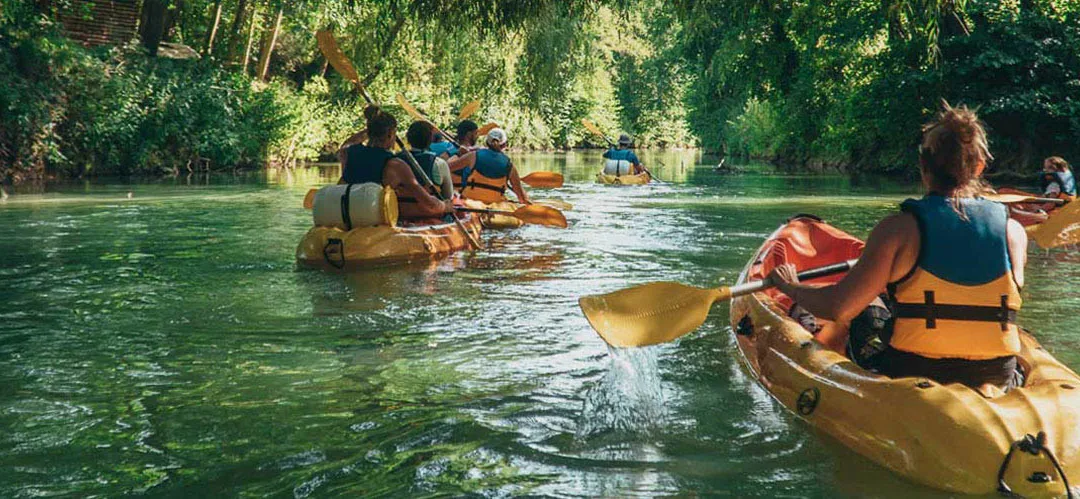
[2,160,1079,497]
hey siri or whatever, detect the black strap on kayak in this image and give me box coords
[340,184,355,231]
[893,292,1017,330]
[997,431,1074,498]
[323,238,344,269]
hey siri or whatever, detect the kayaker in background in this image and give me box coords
[444,120,480,191]
[402,120,456,200]
[1003,156,1076,224]
[428,132,454,158]
[1040,156,1076,201]
[337,106,455,222]
[768,103,1027,391]
[602,134,644,176]
[460,128,532,205]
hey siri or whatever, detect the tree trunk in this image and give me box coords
[256,7,283,81]
[226,0,249,61]
[162,0,185,42]
[140,0,168,56]
[204,0,224,55]
[242,6,260,74]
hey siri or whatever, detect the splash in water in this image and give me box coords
[576,346,668,439]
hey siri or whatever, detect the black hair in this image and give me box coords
[406,121,434,150]
[364,105,397,140]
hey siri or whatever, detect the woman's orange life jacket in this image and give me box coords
[886,195,1022,360]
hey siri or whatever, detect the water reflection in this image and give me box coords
[2,153,1079,496]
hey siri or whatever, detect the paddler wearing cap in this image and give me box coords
[602,134,644,176]
[458,128,532,205]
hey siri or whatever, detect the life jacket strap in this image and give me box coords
[893,291,1017,331]
[466,181,506,193]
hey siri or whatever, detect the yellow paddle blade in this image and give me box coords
[580,118,604,138]
[315,31,360,84]
[534,198,573,211]
[580,282,731,348]
[303,188,317,209]
[396,94,428,123]
[513,204,567,228]
[984,193,1064,205]
[520,171,564,188]
[458,100,480,121]
[477,122,499,136]
[1029,200,1080,249]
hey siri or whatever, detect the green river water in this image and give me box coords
[2,151,1079,497]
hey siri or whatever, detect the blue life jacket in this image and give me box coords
[603,148,638,164]
[899,195,1012,285]
[428,141,458,158]
[473,148,511,179]
[343,144,395,184]
[887,195,1021,360]
[1041,170,1077,197]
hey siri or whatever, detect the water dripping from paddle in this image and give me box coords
[576,345,668,441]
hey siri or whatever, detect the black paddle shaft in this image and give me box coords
[796,259,858,281]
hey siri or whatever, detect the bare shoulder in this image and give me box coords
[1005,217,1028,246]
[869,213,917,242]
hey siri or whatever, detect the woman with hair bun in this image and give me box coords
[767,103,1029,390]
[337,106,455,222]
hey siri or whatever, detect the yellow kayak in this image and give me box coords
[596,171,650,185]
[729,215,1080,497]
[462,198,524,229]
[295,215,481,269]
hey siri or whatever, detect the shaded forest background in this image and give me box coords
[1,0,1078,183]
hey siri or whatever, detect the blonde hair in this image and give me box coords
[1046,156,1071,173]
[919,102,991,214]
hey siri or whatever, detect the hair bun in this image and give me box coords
[937,102,980,144]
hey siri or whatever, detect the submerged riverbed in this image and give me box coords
[2,151,1079,497]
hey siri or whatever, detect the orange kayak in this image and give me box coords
[729,215,1080,497]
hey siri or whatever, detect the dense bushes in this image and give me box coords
[0,10,361,182]
[674,0,1080,174]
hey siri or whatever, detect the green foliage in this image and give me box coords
[673,0,1080,173]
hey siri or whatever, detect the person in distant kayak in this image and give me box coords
[459,128,531,205]
[337,106,454,222]
[1001,156,1076,224]
[1040,156,1076,201]
[769,103,1027,391]
[602,134,644,176]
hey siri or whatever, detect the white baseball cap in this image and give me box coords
[486,128,508,146]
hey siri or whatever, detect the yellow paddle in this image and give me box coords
[477,122,499,136]
[580,118,662,184]
[520,171,564,188]
[456,204,568,228]
[1027,198,1080,249]
[983,193,1067,205]
[579,259,859,348]
[317,30,481,250]
[534,198,573,211]
[458,100,481,121]
[303,188,318,209]
[397,94,463,149]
